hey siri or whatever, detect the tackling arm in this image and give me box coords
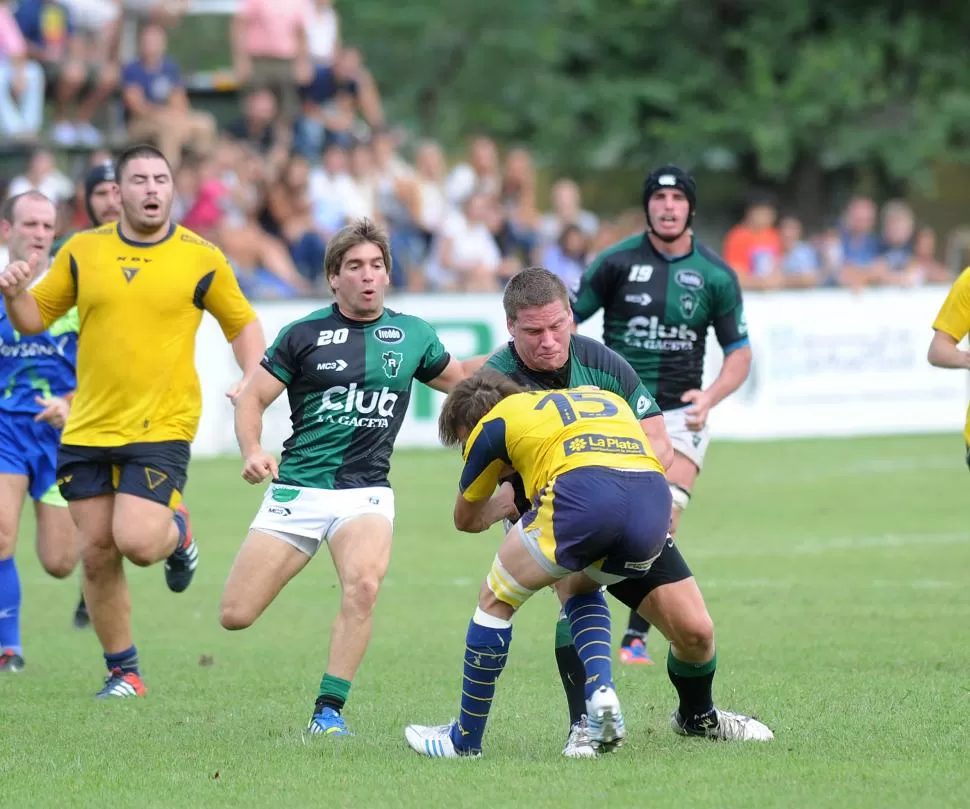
[425,357,466,393]
[640,415,674,471]
[454,482,518,534]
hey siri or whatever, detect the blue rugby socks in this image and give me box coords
[563,591,615,698]
[0,557,22,656]
[450,609,512,754]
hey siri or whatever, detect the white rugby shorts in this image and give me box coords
[663,405,711,471]
[250,483,395,557]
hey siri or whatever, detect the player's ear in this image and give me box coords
[506,318,514,336]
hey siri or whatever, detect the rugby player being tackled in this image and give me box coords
[405,372,672,758]
[465,268,772,755]
[573,165,753,665]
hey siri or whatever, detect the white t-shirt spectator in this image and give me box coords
[309,166,359,233]
[7,172,75,204]
[426,210,501,289]
[306,3,339,64]
[444,163,499,208]
[416,181,447,233]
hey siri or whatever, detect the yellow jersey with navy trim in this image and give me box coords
[933,266,970,444]
[28,223,257,446]
[459,387,664,504]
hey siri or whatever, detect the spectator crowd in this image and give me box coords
[0,0,961,300]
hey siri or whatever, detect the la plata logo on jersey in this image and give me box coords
[375,326,405,344]
[382,351,403,378]
[315,383,398,429]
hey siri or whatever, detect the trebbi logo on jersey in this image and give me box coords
[382,351,403,378]
[675,269,704,290]
[374,326,405,344]
[680,293,697,316]
[316,383,399,428]
[623,316,698,352]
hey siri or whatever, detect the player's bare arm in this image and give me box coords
[453,482,519,534]
[460,355,490,377]
[234,365,285,484]
[682,344,752,431]
[928,330,970,369]
[425,356,467,392]
[640,414,674,471]
[227,319,268,402]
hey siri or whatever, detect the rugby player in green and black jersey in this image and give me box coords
[469,267,771,755]
[220,218,491,739]
[572,165,753,665]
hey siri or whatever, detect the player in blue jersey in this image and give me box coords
[0,191,80,672]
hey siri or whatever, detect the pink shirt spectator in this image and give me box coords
[181,179,227,237]
[0,8,27,60]
[239,0,312,60]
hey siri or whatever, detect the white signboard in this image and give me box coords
[192,288,967,458]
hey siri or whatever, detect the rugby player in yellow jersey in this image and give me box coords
[404,372,672,758]
[0,144,266,698]
[929,267,970,465]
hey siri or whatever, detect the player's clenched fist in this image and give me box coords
[0,253,40,297]
[242,448,279,484]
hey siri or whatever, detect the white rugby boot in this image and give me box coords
[671,708,774,741]
[561,716,597,758]
[586,685,626,751]
[404,721,482,758]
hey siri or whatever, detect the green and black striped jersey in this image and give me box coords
[573,233,749,411]
[262,304,450,489]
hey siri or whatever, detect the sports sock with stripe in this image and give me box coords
[449,610,512,754]
[564,591,614,698]
[104,645,140,675]
[0,557,22,656]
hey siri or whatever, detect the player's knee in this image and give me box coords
[79,538,118,580]
[341,571,383,615]
[669,483,691,513]
[218,598,254,631]
[0,526,15,560]
[113,519,168,566]
[113,527,155,566]
[673,610,715,656]
[38,547,77,579]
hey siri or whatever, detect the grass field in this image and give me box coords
[2,434,969,808]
